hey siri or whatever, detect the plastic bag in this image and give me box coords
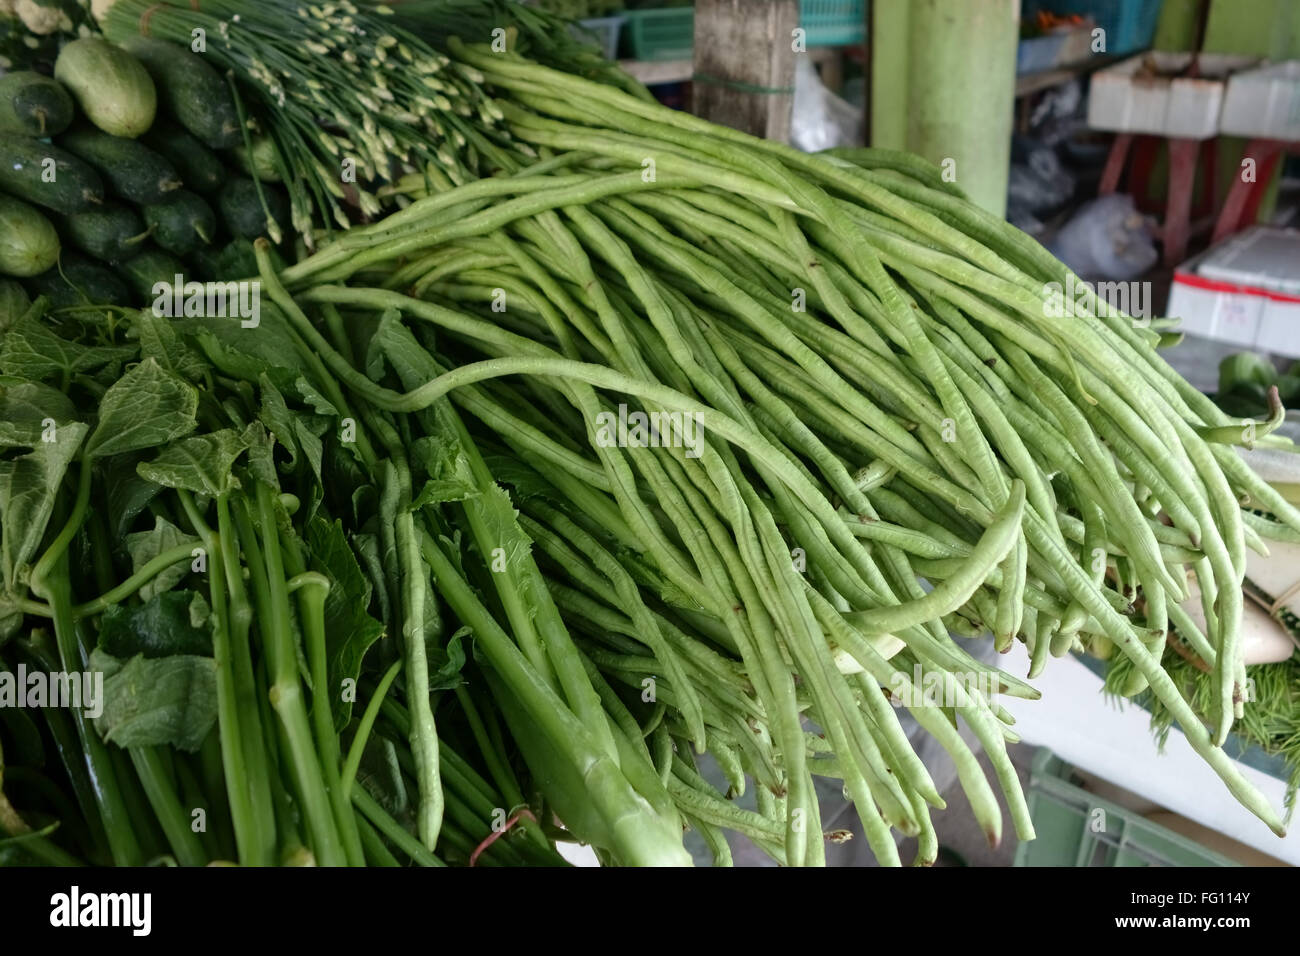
[791,57,862,153]
[1047,193,1158,281]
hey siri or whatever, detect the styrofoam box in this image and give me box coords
[1197,226,1300,295]
[1168,228,1300,357]
[1088,52,1260,138]
[1221,60,1300,140]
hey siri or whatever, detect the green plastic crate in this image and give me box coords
[1015,750,1239,867]
[622,1,865,61]
[622,8,694,61]
[800,0,865,47]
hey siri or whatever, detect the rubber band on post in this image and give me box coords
[691,72,794,96]
[468,808,537,867]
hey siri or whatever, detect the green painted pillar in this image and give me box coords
[870,0,910,151]
[872,0,1018,216]
[1158,0,1298,56]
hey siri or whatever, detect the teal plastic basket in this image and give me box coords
[571,16,626,60]
[622,8,694,61]
[1015,750,1238,867]
[800,0,865,47]
[1020,0,1161,57]
[622,1,865,60]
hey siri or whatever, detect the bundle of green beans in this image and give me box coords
[257,42,1300,862]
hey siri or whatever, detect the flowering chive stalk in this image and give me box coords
[101,0,511,243]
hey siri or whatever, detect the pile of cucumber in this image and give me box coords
[0,34,292,319]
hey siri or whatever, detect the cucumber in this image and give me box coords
[142,190,216,257]
[218,177,289,241]
[119,247,187,302]
[141,127,227,194]
[0,70,74,137]
[0,136,104,214]
[188,244,223,283]
[0,279,32,330]
[118,37,241,149]
[231,135,282,183]
[26,253,129,308]
[0,194,60,278]
[58,127,183,204]
[65,204,148,263]
[54,38,157,138]
[213,237,288,282]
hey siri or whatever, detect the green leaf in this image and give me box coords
[134,311,207,382]
[306,515,386,730]
[1276,374,1300,407]
[0,382,79,449]
[124,517,200,601]
[481,453,558,501]
[243,421,278,489]
[410,434,478,507]
[180,304,308,383]
[104,454,164,541]
[293,378,338,417]
[91,649,218,752]
[98,591,213,659]
[87,359,199,459]
[351,532,391,629]
[0,422,89,590]
[1218,352,1276,397]
[136,428,251,497]
[257,374,300,468]
[429,626,466,692]
[0,317,135,383]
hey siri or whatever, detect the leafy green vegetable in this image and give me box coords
[98,591,213,659]
[305,515,386,730]
[86,359,198,459]
[125,516,200,601]
[0,422,89,590]
[91,649,219,753]
[0,317,134,383]
[136,427,252,496]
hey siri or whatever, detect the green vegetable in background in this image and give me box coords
[1216,352,1300,420]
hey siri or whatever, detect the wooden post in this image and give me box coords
[692,0,798,142]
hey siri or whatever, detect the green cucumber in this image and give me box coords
[0,279,32,330]
[0,71,74,137]
[119,247,187,302]
[0,194,60,278]
[65,204,149,263]
[188,244,223,283]
[0,136,104,214]
[142,190,216,257]
[118,36,241,149]
[218,177,289,241]
[26,253,129,308]
[58,127,183,205]
[231,135,282,183]
[141,127,227,194]
[54,37,157,138]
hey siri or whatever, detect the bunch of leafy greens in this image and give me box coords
[0,292,689,866]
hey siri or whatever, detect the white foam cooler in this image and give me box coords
[1167,227,1300,357]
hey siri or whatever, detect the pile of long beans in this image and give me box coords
[230,43,1300,862]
